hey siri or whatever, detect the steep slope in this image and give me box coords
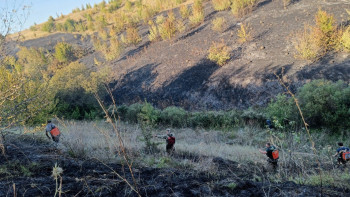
[19,0,350,109]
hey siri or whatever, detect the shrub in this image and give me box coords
[208,41,231,66]
[212,17,226,32]
[138,102,160,126]
[160,106,188,128]
[114,15,126,33]
[341,26,350,51]
[266,94,299,128]
[141,6,155,22]
[72,7,80,13]
[99,28,109,41]
[103,38,123,61]
[109,0,122,12]
[293,25,321,60]
[138,102,161,152]
[177,20,186,33]
[41,16,55,32]
[125,27,142,45]
[159,12,177,40]
[75,20,86,32]
[179,5,190,19]
[293,10,337,61]
[125,0,133,11]
[314,9,336,51]
[30,25,37,31]
[64,18,76,32]
[125,103,143,123]
[212,0,231,11]
[148,21,159,42]
[86,3,92,9]
[231,0,257,17]
[156,15,165,25]
[237,23,252,43]
[267,80,350,131]
[189,0,204,26]
[297,80,350,130]
[54,42,75,63]
[96,15,108,30]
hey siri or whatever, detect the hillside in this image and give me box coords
[15,0,350,110]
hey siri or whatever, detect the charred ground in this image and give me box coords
[18,0,350,110]
[0,135,348,197]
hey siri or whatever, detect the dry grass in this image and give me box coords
[18,118,350,190]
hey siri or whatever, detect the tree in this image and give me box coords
[0,2,52,155]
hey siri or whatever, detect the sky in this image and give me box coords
[0,0,103,32]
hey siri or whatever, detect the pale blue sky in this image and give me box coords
[0,0,103,32]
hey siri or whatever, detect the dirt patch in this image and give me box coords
[0,135,348,196]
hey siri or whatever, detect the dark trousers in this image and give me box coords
[267,158,278,169]
[338,157,346,165]
[52,136,60,143]
[166,144,174,154]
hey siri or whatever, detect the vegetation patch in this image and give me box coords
[208,41,231,66]
[212,17,227,32]
[212,0,231,11]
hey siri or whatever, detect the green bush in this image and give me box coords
[54,42,75,63]
[267,80,350,131]
[208,41,231,66]
[64,18,76,32]
[160,106,188,128]
[115,103,245,130]
[298,80,350,130]
[125,103,143,123]
[138,102,160,126]
[266,94,299,128]
[55,90,101,120]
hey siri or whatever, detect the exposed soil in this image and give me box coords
[18,0,350,109]
[0,135,349,196]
